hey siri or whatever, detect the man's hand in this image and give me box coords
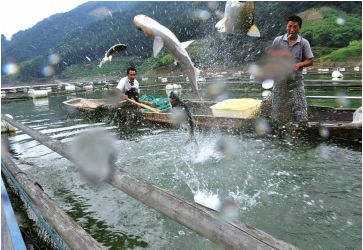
[294,59,313,71]
[293,63,300,71]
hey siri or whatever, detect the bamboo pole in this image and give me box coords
[125,97,160,113]
[2,115,299,250]
[1,156,106,250]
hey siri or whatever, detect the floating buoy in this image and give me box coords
[65,84,76,91]
[83,85,93,90]
[28,89,48,98]
[331,70,343,79]
[261,79,274,90]
[262,90,272,97]
[1,114,16,134]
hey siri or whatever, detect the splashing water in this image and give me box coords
[194,191,222,211]
[335,90,351,107]
[254,118,272,136]
[70,128,117,185]
[48,53,61,65]
[215,136,239,159]
[336,17,346,25]
[319,127,330,138]
[191,9,211,21]
[42,66,55,77]
[3,63,19,75]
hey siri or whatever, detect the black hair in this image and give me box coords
[287,15,302,28]
[127,66,137,75]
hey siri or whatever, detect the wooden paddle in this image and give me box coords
[125,97,160,113]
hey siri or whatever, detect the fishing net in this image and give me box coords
[139,95,171,112]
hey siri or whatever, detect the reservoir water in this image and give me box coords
[2,87,361,249]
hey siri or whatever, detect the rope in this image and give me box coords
[1,161,68,250]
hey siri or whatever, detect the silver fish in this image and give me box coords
[215,1,260,37]
[133,14,200,95]
[99,43,127,68]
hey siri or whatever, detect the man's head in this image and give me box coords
[127,67,137,83]
[286,15,302,39]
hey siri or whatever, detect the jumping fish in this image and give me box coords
[169,91,197,143]
[215,1,260,37]
[133,14,200,96]
[99,43,127,68]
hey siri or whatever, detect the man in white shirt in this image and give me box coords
[116,66,140,102]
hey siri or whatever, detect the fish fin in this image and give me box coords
[195,67,201,81]
[175,44,189,58]
[98,57,107,68]
[109,55,113,61]
[153,36,164,57]
[247,24,260,37]
[215,17,227,33]
[193,67,201,91]
[180,40,194,49]
[214,10,224,19]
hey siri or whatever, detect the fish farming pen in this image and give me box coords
[1,154,106,249]
[1,177,27,250]
[1,115,299,250]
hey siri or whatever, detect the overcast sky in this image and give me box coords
[0,0,89,39]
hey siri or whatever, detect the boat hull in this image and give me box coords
[63,98,362,142]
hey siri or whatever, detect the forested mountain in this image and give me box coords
[1,1,361,83]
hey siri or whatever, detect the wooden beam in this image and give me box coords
[1,157,106,250]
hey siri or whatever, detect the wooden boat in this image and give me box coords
[63,98,362,142]
[63,98,123,111]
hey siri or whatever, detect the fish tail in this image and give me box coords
[247,24,261,37]
[215,17,227,33]
[193,67,202,99]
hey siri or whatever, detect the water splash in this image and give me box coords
[70,128,117,186]
[254,118,272,136]
[48,53,61,65]
[191,9,211,21]
[42,66,55,77]
[319,127,330,138]
[215,136,239,159]
[336,17,346,25]
[194,190,222,211]
[3,63,19,75]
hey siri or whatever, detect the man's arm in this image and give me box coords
[115,78,128,99]
[295,38,314,70]
[294,58,313,70]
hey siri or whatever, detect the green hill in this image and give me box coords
[299,7,362,47]
[318,40,362,66]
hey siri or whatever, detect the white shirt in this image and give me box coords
[116,77,140,94]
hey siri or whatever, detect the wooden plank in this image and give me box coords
[2,114,299,250]
[1,157,106,250]
[304,79,361,83]
[306,96,361,100]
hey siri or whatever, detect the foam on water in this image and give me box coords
[193,190,222,211]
